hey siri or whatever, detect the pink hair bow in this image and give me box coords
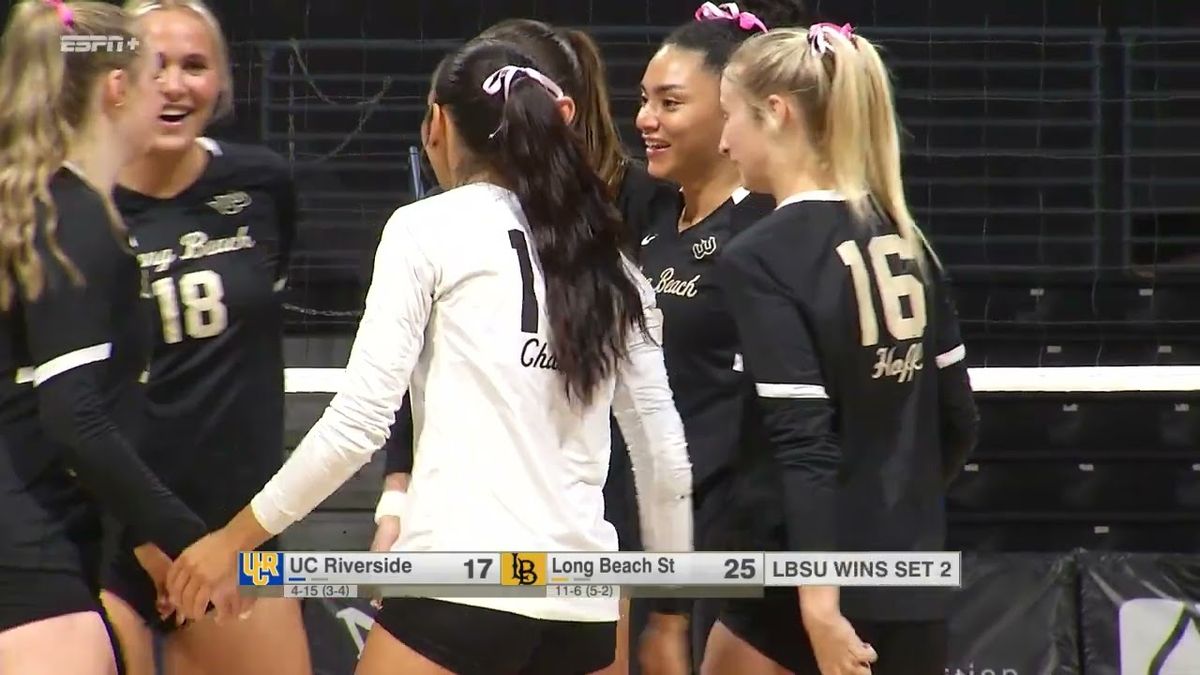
[808,22,856,54]
[43,0,74,28]
[482,65,565,102]
[693,2,768,33]
[481,66,566,139]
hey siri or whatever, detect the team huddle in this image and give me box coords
[0,1,978,675]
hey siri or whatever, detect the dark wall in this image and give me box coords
[205,0,1197,42]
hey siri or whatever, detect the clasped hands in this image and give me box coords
[134,528,252,626]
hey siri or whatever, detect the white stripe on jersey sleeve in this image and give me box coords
[936,344,967,369]
[33,343,112,387]
[755,382,828,399]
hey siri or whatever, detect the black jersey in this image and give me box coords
[637,188,775,488]
[115,138,296,526]
[615,161,682,243]
[0,168,206,569]
[717,191,976,620]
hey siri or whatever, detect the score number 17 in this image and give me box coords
[464,558,494,579]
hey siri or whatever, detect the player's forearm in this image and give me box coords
[614,336,693,552]
[38,369,208,557]
[765,400,840,552]
[225,503,275,552]
[383,472,410,493]
[798,586,841,622]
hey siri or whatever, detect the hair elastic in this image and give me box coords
[42,0,74,28]
[808,22,856,55]
[693,2,768,33]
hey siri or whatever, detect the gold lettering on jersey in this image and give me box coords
[179,226,256,261]
[137,226,257,272]
[520,338,559,371]
[871,343,923,384]
[653,268,699,298]
[138,248,177,272]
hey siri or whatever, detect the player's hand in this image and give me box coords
[166,528,240,622]
[133,543,176,621]
[210,574,257,625]
[638,612,689,675]
[369,515,401,609]
[802,611,876,675]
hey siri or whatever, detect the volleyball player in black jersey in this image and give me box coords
[633,2,807,670]
[96,2,312,675]
[0,2,213,673]
[705,24,979,675]
[371,19,679,674]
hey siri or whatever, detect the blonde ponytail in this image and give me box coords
[726,25,929,268]
[851,38,926,269]
[0,1,141,311]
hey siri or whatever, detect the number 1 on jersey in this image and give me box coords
[508,230,539,334]
[836,234,927,347]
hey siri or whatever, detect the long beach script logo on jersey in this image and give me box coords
[653,268,700,298]
[206,191,252,215]
[136,226,257,272]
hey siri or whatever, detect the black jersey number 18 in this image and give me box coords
[835,234,927,346]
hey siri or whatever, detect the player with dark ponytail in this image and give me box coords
[164,39,694,675]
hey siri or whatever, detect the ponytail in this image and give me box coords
[560,28,629,193]
[434,39,647,406]
[0,0,141,310]
[829,36,925,269]
[728,26,927,268]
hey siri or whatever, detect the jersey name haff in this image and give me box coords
[652,267,699,298]
[872,343,923,384]
[137,226,256,272]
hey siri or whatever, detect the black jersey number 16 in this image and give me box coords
[835,234,928,347]
[508,230,539,334]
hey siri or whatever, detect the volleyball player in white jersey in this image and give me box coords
[163,38,694,675]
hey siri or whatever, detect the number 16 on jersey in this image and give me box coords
[836,234,927,346]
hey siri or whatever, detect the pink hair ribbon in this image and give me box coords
[808,22,856,55]
[43,0,74,28]
[693,2,768,33]
[481,66,566,139]
[482,65,565,102]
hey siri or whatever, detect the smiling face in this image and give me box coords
[139,7,223,153]
[635,45,727,187]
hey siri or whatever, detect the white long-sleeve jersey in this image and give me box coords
[250,183,693,622]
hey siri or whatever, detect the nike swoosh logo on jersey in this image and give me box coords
[641,234,657,246]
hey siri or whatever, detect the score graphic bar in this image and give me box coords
[239,551,961,594]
